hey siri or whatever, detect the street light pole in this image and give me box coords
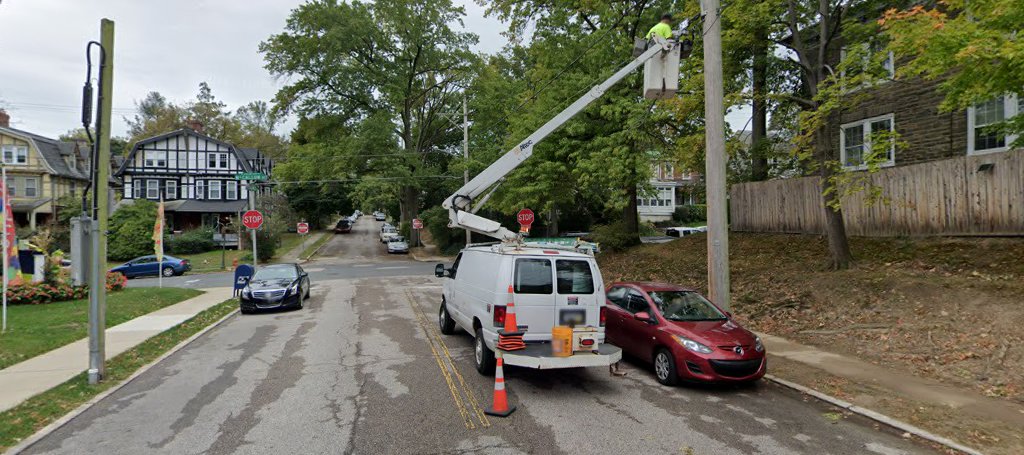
[463,94,471,246]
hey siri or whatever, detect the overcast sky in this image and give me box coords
[0,0,747,140]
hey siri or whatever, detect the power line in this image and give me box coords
[271,175,463,185]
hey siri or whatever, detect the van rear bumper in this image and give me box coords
[499,343,622,369]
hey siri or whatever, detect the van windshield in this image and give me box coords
[556,260,594,294]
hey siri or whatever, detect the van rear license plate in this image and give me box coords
[560,309,585,326]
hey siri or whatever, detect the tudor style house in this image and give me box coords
[0,110,92,229]
[116,125,272,230]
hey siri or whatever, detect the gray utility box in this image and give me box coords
[70,216,93,286]
[643,41,681,100]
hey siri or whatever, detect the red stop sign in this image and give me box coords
[242,210,264,230]
[517,208,535,227]
[412,218,423,229]
[297,222,309,234]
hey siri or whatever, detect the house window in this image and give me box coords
[840,114,896,169]
[662,163,674,179]
[5,177,15,196]
[219,153,229,169]
[840,43,895,86]
[967,94,1020,155]
[166,180,177,200]
[196,180,206,199]
[146,179,160,199]
[144,150,166,167]
[70,182,77,196]
[208,153,217,168]
[209,180,222,199]
[2,145,28,165]
[24,178,37,198]
[132,180,143,199]
[226,181,237,200]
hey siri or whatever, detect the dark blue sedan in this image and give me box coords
[109,255,191,278]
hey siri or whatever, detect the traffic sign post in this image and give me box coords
[412,218,423,230]
[517,208,535,235]
[297,222,309,235]
[242,209,263,266]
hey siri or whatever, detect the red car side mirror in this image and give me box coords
[634,311,654,323]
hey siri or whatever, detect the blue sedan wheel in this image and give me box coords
[162,266,175,277]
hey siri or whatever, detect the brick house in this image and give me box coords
[637,161,703,222]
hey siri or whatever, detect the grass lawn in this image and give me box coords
[0,287,202,370]
[0,298,237,452]
[106,233,313,272]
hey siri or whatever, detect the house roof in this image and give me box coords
[164,199,248,213]
[0,126,91,181]
[118,128,254,176]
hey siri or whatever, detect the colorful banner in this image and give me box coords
[153,199,164,262]
[1,178,22,285]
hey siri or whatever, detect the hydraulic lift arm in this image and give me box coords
[443,37,680,242]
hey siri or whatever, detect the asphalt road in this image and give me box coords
[24,218,938,454]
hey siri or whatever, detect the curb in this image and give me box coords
[764,374,985,455]
[6,306,240,455]
[300,233,331,263]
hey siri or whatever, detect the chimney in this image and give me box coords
[0,110,9,128]
[186,118,204,133]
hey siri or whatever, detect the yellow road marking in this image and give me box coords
[404,289,490,429]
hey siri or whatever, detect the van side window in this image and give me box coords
[555,260,594,294]
[450,253,463,279]
[514,259,552,294]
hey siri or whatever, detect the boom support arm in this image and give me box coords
[443,37,678,242]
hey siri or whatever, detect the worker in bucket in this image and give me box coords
[646,13,674,40]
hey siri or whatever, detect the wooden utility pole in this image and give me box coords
[702,0,731,310]
[88,18,114,384]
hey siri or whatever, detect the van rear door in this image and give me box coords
[511,258,556,341]
[553,259,600,327]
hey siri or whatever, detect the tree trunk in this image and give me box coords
[547,207,559,237]
[400,185,417,224]
[815,124,853,269]
[622,185,641,244]
[750,25,769,181]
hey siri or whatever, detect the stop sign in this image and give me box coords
[517,208,535,228]
[242,210,264,230]
[412,218,423,229]
[297,222,309,234]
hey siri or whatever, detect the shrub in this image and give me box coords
[255,229,278,262]
[108,199,158,261]
[421,206,464,252]
[7,282,88,306]
[166,227,217,254]
[591,221,640,252]
[672,204,707,224]
[106,271,128,291]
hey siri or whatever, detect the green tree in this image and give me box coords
[261,0,477,224]
[108,199,158,261]
[881,0,1024,140]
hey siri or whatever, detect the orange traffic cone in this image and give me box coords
[485,352,516,417]
[497,285,526,351]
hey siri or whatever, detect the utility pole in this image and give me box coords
[702,0,731,310]
[463,94,471,246]
[89,18,114,384]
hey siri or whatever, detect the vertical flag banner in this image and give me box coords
[153,199,164,261]
[1,177,21,285]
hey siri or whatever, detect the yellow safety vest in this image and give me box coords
[646,22,672,40]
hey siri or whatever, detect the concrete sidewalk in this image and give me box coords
[0,287,233,413]
[277,231,326,263]
[760,332,1024,426]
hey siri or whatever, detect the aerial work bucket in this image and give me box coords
[643,40,681,100]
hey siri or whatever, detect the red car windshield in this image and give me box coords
[648,291,726,322]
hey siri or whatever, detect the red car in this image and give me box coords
[605,282,766,385]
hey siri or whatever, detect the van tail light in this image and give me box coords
[581,338,595,346]
[599,306,607,326]
[493,305,506,327]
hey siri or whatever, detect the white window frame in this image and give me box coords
[144,150,166,168]
[146,179,160,199]
[219,153,229,169]
[24,177,37,198]
[208,180,222,199]
[840,43,895,89]
[840,113,896,170]
[5,177,15,197]
[196,180,206,200]
[226,181,237,200]
[967,94,1020,156]
[132,179,142,199]
[2,145,28,165]
[166,180,177,199]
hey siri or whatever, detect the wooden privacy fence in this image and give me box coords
[729,149,1024,236]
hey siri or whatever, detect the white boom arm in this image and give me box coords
[444,37,679,241]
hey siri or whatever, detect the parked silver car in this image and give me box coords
[386,236,409,254]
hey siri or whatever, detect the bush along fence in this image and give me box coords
[6,271,127,306]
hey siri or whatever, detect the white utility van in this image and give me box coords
[435,244,621,374]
